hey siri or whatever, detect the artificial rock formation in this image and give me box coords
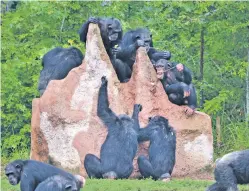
[31,24,213,178]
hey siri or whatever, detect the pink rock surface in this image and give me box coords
[31,24,213,178]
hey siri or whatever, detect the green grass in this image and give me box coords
[1,177,249,191]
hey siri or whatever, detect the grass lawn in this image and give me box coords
[1,176,249,191]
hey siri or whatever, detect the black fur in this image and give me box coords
[5,160,83,191]
[154,59,197,110]
[138,116,176,180]
[206,149,249,191]
[113,28,171,82]
[79,17,122,57]
[38,47,84,95]
[84,76,142,179]
[35,174,84,191]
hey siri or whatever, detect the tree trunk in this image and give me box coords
[200,27,205,107]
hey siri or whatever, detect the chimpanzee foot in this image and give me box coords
[103,171,117,179]
[159,173,171,182]
[101,76,108,85]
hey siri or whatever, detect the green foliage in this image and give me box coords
[1,1,249,160]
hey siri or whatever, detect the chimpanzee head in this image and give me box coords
[154,59,172,80]
[5,160,23,185]
[74,174,86,190]
[101,18,122,46]
[145,116,171,138]
[134,28,153,52]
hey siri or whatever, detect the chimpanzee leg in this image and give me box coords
[84,154,102,178]
[112,58,132,83]
[214,164,237,185]
[185,84,197,109]
[115,161,133,179]
[168,93,184,105]
[138,155,156,179]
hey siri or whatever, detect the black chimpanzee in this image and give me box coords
[38,47,84,96]
[138,116,176,181]
[154,59,197,115]
[113,28,171,82]
[84,76,142,179]
[78,17,122,58]
[5,159,84,191]
[35,174,85,191]
[206,149,249,191]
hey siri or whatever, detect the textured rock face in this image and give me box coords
[31,24,213,178]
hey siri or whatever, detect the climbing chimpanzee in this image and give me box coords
[113,28,171,82]
[138,116,176,181]
[5,159,84,191]
[38,47,84,96]
[84,76,142,179]
[35,174,85,191]
[78,17,122,58]
[154,59,197,115]
[206,149,249,191]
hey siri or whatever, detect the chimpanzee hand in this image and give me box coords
[134,104,143,112]
[88,17,98,24]
[176,63,184,72]
[111,46,121,55]
[101,76,108,86]
[136,39,145,47]
[163,51,171,60]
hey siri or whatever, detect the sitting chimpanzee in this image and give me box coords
[38,47,84,96]
[154,59,197,115]
[35,174,85,191]
[78,17,122,58]
[84,76,142,179]
[138,116,176,181]
[206,149,249,191]
[113,28,171,82]
[5,159,84,191]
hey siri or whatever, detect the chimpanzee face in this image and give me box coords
[135,28,152,52]
[106,18,122,42]
[5,163,22,185]
[155,59,172,80]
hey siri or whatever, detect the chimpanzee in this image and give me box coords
[78,17,122,58]
[84,76,142,179]
[35,174,85,191]
[154,59,197,115]
[113,28,171,82]
[138,116,176,181]
[5,159,84,191]
[206,149,249,191]
[38,46,84,96]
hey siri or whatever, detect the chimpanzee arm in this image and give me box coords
[186,84,197,109]
[97,76,119,129]
[182,66,192,84]
[138,127,150,142]
[148,48,171,63]
[115,43,137,60]
[132,104,142,132]
[20,175,36,191]
[79,17,99,43]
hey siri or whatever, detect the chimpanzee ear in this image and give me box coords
[65,184,72,190]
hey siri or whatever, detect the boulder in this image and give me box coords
[31,24,213,178]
